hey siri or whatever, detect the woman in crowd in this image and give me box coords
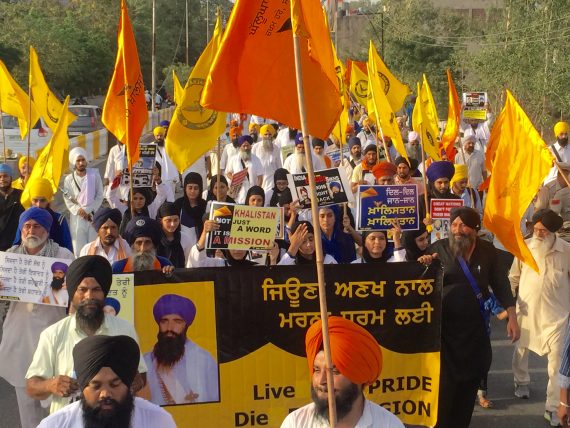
[156,202,196,268]
[352,221,405,264]
[279,221,337,265]
[245,185,265,207]
[401,223,429,261]
[266,168,290,207]
[175,172,207,238]
[318,206,359,263]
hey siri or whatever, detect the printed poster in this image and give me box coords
[356,184,419,232]
[287,167,353,209]
[105,274,134,324]
[430,198,464,242]
[207,202,280,250]
[462,92,488,121]
[121,144,157,187]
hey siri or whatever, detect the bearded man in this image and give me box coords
[112,216,173,274]
[144,294,219,405]
[0,207,74,428]
[26,255,147,415]
[418,207,519,428]
[151,126,179,195]
[42,261,69,306]
[80,207,130,264]
[281,316,403,427]
[283,133,326,174]
[225,135,264,204]
[510,209,570,427]
[252,124,282,193]
[37,335,175,428]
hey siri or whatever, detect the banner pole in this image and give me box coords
[0,99,6,163]
[216,137,221,201]
[291,15,337,428]
[458,144,475,208]
[419,123,431,227]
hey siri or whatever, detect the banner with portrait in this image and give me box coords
[134,262,442,427]
[121,144,157,187]
[287,168,353,209]
[430,199,464,242]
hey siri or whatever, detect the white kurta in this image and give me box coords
[62,168,104,257]
[252,142,282,193]
[0,246,73,388]
[225,153,264,204]
[454,149,486,191]
[104,143,129,200]
[37,397,176,428]
[509,237,570,355]
[144,339,219,405]
[79,237,132,265]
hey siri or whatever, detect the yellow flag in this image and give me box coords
[172,70,184,106]
[29,46,76,133]
[0,60,39,139]
[368,41,410,112]
[330,42,349,146]
[349,62,369,106]
[483,90,554,273]
[166,12,227,173]
[102,0,148,170]
[412,77,441,161]
[21,96,72,207]
[367,45,408,163]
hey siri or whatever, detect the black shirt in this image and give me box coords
[0,188,24,251]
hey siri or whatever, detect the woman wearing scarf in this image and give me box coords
[175,172,207,238]
[352,228,406,263]
[116,187,165,236]
[318,206,358,263]
[204,175,235,217]
[279,221,337,265]
[401,223,429,261]
[189,219,257,267]
[156,202,197,268]
[265,168,290,207]
[245,185,265,207]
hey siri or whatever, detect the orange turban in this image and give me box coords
[229,125,242,139]
[305,316,382,385]
[371,162,397,179]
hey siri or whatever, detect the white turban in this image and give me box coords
[408,131,420,142]
[69,147,89,166]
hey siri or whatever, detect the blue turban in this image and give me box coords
[295,133,304,145]
[124,216,162,248]
[153,294,196,326]
[329,181,341,190]
[51,261,68,274]
[0,163,13,176]
[426,161,455,182]
[18,207,53,233]
[92,207,122,232]
[159,120,170,127]
[237,135,254,146]
[104,297,121,315]
[348,137,361,149]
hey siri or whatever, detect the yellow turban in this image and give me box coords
[260,124,276,137]
[362,117,373,128]
[153,126,165,137]
[554,121,569,137]
[28,177,54,201]
[18,156,36,171]
[305,316,382,385]
[248,122,260,133]
[451,163,468,185]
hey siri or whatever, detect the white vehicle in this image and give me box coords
[0,113,52,158]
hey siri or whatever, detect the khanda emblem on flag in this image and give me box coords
[175,78,219,131]
[30,92,60,124]
[377,71,390,94]
[355,80,368,99]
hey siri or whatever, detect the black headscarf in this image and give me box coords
[156,202,186,268]
[269,168,289,207]
[73,335,140,390]
[66,255,112,302]
[176,172,207,236]
[401,223,428,261]
[245,185,265,206]
[221,250,256,266]
[206,175,235,203]
[119,187,153,236]
[361,230,390,263]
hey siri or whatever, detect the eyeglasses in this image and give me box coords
[22,223,44,231]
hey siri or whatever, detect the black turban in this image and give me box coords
[532,208,563,233]
[394,156,419,171]
[278,188,293,206]
[66,255,112,302]
[92,207,122,232]
[273,168,289,183]
[245,185,265,206]
[156,201,179,219]
[73,335,140,390]
[312,138,325,148]
[124,216,162,248]
[183,172,204,194]
[450,206,481,231]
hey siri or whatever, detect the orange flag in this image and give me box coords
[201,0,341,139]
[102,0,147,170]
[483,90,554,272]
[441,69,460,161]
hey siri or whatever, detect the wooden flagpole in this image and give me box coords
[0,99,6,163]
[419,123,431,228]
[216,137,222,201]
[458,143,476,208]
[291,10,337,428]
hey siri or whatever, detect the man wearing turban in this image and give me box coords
[535,162,570,234]
[454,135,486,200]
[509,209,570,426]
[79,206,131,265]
[350,144,378,194]
[252,124,283,193]
[144,294,219,405]
[12,156,35,190]
[283,133,327,175]
[26,255,147,415]
[371,162,397,185]
[552,121,570,163]
[450,163,482,214]
[41,261,69,306]
[17,177,74,253]
[37,335,175,428]
[152,126,179,196]
[225,135,264,204]
[0,162,24,251]
[112,216,174,274]
[62,147,104,257]
[340,137,361,183]
[281,316,404,427]
[418,207,519,428]
[0,207,74,428]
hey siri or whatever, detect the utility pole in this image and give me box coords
[151,0,156,111]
